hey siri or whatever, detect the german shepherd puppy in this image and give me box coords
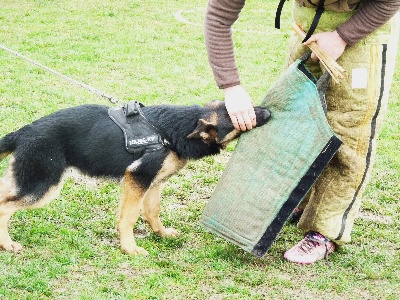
[0,101,270,255]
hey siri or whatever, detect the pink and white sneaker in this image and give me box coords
[284,231,336,264]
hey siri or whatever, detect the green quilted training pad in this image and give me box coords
[201,57,342,257]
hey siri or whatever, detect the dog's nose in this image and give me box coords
[255,108,271,126]
[262,109,271,120]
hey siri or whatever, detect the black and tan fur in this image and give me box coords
[0,101,270,255]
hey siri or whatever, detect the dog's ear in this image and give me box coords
[187,119,218,144]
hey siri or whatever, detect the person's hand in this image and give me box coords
[303,30,347,61]
[223,85,256,131]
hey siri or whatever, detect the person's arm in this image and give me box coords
[204,0,256,131]
[304,0,400,61]
[336,0,400,46]
[204,0,245,89]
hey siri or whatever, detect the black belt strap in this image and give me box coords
[275,0,326,42]
[302,0,325,43]
[275,0,287,29]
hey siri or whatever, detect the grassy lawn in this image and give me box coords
[0,1,399,299]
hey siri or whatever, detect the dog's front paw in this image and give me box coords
[121,245,149,256]
[0,241,23,253]
[160,227,179,238]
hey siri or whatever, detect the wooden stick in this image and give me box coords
[292,23,346,83]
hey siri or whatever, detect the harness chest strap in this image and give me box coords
[108,101,168,159]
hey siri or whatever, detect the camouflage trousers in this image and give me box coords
[288,2,399,244]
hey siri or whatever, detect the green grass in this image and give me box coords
[0,1,399,299]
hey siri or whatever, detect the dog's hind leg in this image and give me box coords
[0,199,23,253]
[0,159,24,252]
[0,156,65,253]
[0,182,64,253]
[118,172,149,256]
[142,183,179,238]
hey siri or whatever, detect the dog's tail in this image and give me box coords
[0,132,17,161]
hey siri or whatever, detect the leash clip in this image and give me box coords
[124,101,144,117]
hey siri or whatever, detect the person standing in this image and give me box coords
[204,0,400,264]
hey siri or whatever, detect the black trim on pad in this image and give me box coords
[336,44,387,240]
[251,135,342,257]
[298,61,317,84]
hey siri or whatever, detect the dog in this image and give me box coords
[0,101,270,255]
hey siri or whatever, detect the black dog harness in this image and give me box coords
[108,101,169,159]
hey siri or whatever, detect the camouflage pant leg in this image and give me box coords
[288,3,399,244]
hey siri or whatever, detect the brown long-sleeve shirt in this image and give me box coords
[204,0,400,89]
